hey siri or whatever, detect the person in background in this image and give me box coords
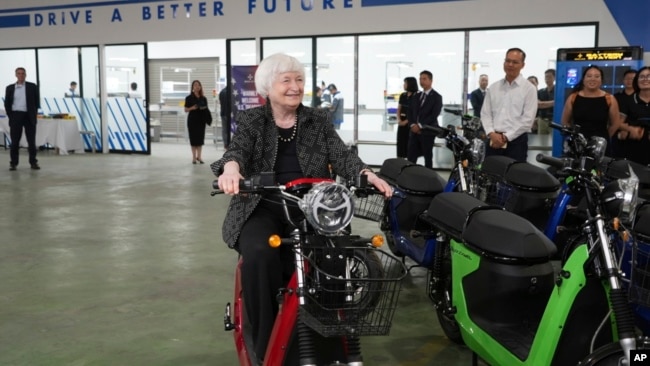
[328,84,344,129]
[535,69,555,135]
[320,81,331,105]
[128,82,142,98]
[613,69,637,157]
[211,53,391,364]
[184,80,209,164]
[407,70,443,168]
[469,74,488,118]
[560,65,636,157]
[65,81,78,97]
[527,75,539,87]
[617,66,650,165]
[5,67,41,170]
[481,47,538,162]
[219,85,232,150]
[396,76,418,158]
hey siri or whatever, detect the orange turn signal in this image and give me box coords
[612,217,620,231]
[371,235,384,248]
[269,235,282,248]
[462,160,468,168]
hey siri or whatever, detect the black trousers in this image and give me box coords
[485,133,528,163]
[9,112,38,166]
[237,199,296,360]
[407,131,435,168]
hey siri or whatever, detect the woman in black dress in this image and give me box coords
[396,77,418,158]
[560,65,626,156]
[184,80,209,164]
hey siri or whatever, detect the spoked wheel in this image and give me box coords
[578,338,650,365]
[347,249,384,312]
[431,240,464,345]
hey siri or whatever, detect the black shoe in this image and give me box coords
[30,164,41,170]
[9,164,17,171]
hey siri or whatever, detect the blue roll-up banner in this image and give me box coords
[230,65,265,135]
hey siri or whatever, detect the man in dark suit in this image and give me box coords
[4,67,41,170]
[469,74,488,117]
[407,70,443,168]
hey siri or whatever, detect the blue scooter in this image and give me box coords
[378,110,485,268]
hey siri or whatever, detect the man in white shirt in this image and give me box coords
[481,47,538,162]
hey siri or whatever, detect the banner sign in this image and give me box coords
[230,65,265,134]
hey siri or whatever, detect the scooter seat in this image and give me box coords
[480,155,516,177]
[425,192,486,238]
[504,162,560,192]
[463,209,557,260]
[378,158,413,184]
[396,165,446,194]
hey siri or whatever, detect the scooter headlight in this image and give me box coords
[300,182,354,235]
[602,167,639,223]
[586,136,607,163]
[469,138,485,165]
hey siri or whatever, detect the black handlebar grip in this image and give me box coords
[536,153,566,169]
[212,180,220,190]
[443,108,462,116]
[421,124,447,137]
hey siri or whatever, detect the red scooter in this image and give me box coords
[213,173,406,366]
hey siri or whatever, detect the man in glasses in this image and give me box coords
[481,47,538,162]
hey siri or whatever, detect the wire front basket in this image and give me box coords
[629,238,650,307]
[353,193,386,222]
[300,247,407,337]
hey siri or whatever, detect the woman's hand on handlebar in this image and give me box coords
[217,161,244,195]
[365,172,392,198]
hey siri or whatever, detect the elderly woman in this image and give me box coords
[210,53,391,362]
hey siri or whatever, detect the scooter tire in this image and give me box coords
[577,338,650,365]
[433,241,464,345]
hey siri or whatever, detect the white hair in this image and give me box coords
[254,53,305,97]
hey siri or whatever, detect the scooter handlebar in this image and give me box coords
[536,153,568,169]
[421,124,448,137]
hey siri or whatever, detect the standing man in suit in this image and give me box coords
[5,67,41,170]
[470,74,488,117]
[407,70,443,168]
[481,48,538,162]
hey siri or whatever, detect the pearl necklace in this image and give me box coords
[276,113,298,143]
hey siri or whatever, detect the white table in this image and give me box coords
[0,115,85,155]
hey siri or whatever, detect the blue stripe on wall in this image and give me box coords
[361,0,462,6]
[0,0,183,14]
[604,0,650,51]
[0,14,29,27]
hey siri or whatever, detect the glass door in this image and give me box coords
[104,44,148,154]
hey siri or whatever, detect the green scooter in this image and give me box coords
[426,153,647,365]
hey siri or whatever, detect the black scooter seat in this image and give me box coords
[503,162,560,192]
[425,192,486,238]
[480,155,516,177]
[378,158,413,184]
[395,165,446,194]
[463,209,557,260]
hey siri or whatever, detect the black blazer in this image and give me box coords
[469,88,485,118]
[408,89,443,130]
[4,82,40,125]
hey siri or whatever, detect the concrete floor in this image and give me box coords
[0,141,473,366]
